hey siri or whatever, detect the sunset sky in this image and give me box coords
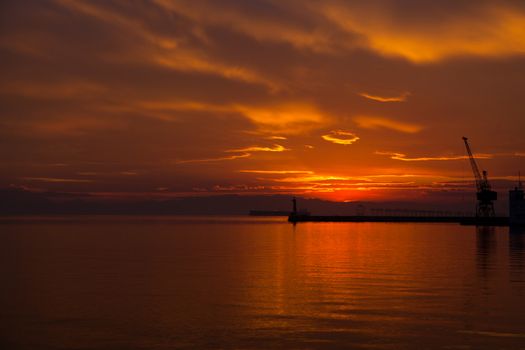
[1,0,525,205]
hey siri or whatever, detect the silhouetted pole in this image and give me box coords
[292,197,297,214]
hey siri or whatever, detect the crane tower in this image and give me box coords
[462,137,497,217]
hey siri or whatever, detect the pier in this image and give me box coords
[288,214,510,226]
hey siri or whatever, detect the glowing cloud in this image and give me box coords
[359,92,410,103]
[376,151,493,161]
[239,170,314,175]
[135,100,327,134]
[177,144,287,164]
[272,175,353,183]
[354,116,422,133]
[319,2,525,63]
[234,103,327,134]
[322,130,360,145]
[227,144,289,153]
[176,153,251,164]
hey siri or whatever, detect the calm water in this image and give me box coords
[1,216,524,349]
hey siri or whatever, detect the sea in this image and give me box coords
[1,216,524,349]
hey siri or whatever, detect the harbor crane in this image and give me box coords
[462,137,497,217]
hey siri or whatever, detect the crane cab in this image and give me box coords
[477,190,497,201]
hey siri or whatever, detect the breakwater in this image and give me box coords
[288,215,510,226]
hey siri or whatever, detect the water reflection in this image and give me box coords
[509,226,525,291]
[509,226,525,254]
[2,218,525,349]
[476,226,496,278]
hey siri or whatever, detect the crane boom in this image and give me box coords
[462,137,483,190]
[462,137,497,217]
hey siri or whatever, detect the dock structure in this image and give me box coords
[288,214,509,226]
[509,175,525,226]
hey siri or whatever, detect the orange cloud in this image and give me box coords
[56,0,279,90]
[152,0,337,53]
[227,144,289,153]
[359,92,410,103]
[153,53,279,91]
[354,116,422,133]
[376,151,493,161]
[318,2,525,62]
[237,169,461,201]
[177,144,287,165]
[136,101,229,113]
[45,0,525,75]
[175,153,251,164]
[56,0,177,49]
[234,103,327,134]
[239,170,314,175]
[135,100,328,134]
[272,175,353,183]
[322,130,360,145]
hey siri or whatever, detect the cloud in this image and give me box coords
[239,170,314,175]
[359,92,410,103]
[175,153,251,164]
[55,0,178,48]
[135,100,328,134]
[153,53,280,90]
[354,116,422,133]
[152,0,338,53]
[21,177,94,183]
[0,81,106,99]
[154,0,525,65]
[2,0,524,202]
[136,101,222,111]
[271,175,353,183]
[376,151,493,161]
[322,130,360,145]
[227,144,288,153]
[22,117,123,136]
[55,0,279,90]
[317,2,525,63]
[177,144,287,164]
[234,103,327,134]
